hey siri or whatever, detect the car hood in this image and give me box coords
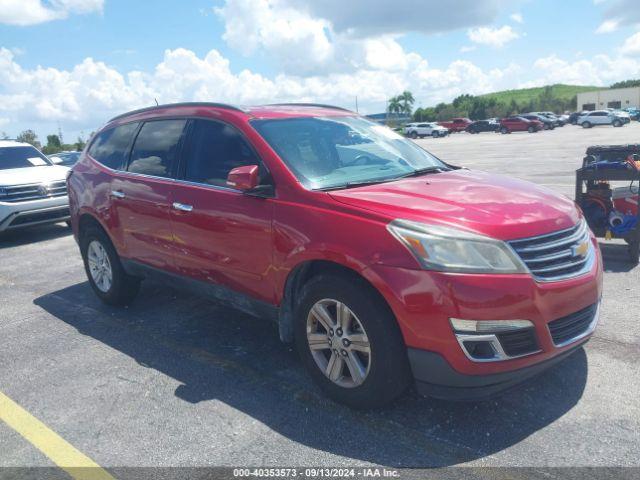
[0,165,69,187]
[328,169,580,240]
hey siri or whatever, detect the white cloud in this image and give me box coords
[596,19,619,33]
[460,45,477,53]
[620,31,640,56]
[281,0,507,37]
[467,25,520,47]
[597,0,640,30]
[510,13,523,24]
[0,0,103,26]
[215,0,509,76]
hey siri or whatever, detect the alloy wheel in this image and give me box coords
[87,240,113,293]
[306,299,371,388]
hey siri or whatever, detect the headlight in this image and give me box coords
[387,220,527,274]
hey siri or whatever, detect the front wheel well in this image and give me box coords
[278,260,394,343]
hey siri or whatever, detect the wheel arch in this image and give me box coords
[277,259,396,344]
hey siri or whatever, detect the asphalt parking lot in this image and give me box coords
[1,123,639,475]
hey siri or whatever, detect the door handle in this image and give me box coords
[172,202,193,212]
[110,190,125,199]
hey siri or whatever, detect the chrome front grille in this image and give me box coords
[509,220,594,282]
[0,181,67,203]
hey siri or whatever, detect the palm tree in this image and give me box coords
[388,96,402,115]
[400,91,415,115]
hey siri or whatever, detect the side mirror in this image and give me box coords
[226,165,259,191]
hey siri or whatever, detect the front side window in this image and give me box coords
[88,123,139,170]
[251,116,447,190]
[182,119,262,187]
[128,120,187,178]
[0,146,52,170]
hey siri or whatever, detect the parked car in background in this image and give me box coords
[522,114,555,130]
[465,120,500,134]
[606,109,631,124]
[68,102,602,408]
[49,151,81,166]
[532,112,565,127]
[404,122,449,138]
[0,140,70,233]
[438,118,472,132]
[499,116,543,133]
[578,110,625,128]
[624,108,640,120]
[568,112,586,125]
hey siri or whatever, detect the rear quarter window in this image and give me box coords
[88,123,139,170]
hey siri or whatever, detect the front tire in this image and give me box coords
[582,121,592,128]
[294,274,411,409]
[410,131,418,139]
[613,119,622,127]
[432,131,440,138]
[81,226,141,306]
[528,126,535,133]
[500,127,509,134]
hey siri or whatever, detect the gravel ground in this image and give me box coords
[0,122,638,476]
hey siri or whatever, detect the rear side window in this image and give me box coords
[182,119,262,187]
[88,123,139,170]
[128,119,187,178]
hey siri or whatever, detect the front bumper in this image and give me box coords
[0,196,70,232]
[363,236,603,395]
[408,339,587,400]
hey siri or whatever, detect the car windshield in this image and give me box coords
[50,151,81,166]
[0,146,52,170]
[251,116,448,190]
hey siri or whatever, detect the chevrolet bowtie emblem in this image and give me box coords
[573,241,589,258]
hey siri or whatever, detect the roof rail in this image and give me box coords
[108,102,248,123]
[266,103,353,112]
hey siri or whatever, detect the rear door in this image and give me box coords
[169,118,275,303]
[110,119,188,271]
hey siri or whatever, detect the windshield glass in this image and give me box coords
[50,151,81,166]
[0,146,52,170]
[251,116,448,190]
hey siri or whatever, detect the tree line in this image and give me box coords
[411,86,577,122]
[1,129,88,154]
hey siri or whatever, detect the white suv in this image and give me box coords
[404,122,449,139]
[0,140,70,233]
[578,110,625,128]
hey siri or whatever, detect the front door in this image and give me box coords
[169,119,275,303]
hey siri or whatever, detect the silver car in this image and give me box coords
[0,140,70,233]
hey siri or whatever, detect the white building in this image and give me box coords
[577,87,640,111]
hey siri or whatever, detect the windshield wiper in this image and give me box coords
[315,166,449,191]
[396,166,448,179]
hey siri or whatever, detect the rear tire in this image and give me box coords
[80,226,141,306]
[294,274,411,409]
[629,240,640,265]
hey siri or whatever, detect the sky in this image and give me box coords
[1,0,640,142]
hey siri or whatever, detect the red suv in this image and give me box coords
[437,118,472,132]
[500,116,543,134]
[68,103,602,408]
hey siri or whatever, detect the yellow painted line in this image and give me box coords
[0,391,115,480]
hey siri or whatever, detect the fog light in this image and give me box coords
[450,318,534,333]
[450,318,537,362]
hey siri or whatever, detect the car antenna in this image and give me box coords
[154,98,159,106]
